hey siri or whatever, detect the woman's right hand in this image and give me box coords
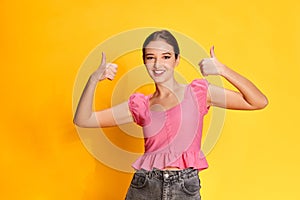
[90,52,118,82]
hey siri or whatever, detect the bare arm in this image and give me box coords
[199,46,268,110]
[73,53,133,128]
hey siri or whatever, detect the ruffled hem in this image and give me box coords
[132,151,209,171]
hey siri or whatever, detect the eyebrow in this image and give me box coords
[145,52,172,56]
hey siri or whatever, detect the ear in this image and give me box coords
[175,54,180,67]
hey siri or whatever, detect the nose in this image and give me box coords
[153,61,158,69]
[153,58,161,69]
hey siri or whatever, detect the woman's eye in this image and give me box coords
[146,57,154,60]
[163,56,171,59]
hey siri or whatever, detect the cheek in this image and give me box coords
[144,60,156,68]
[144,62,152,68]
[166,60,177,68]
[144,64,153,73]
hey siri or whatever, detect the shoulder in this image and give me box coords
[128,93,149,105]
[189,78,209,92]
[189,79,210,113]
[128,93,150,126]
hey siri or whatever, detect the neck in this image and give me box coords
[154,79,181,97]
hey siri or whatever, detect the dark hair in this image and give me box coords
[142,30,180,60]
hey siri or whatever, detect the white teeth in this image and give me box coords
[154,70,165,74]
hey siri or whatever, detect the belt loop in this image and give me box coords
[153,168,160,179]
[179,170,183,181]
[147,170,151,179]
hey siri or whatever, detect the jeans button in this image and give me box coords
[163,173,169,178]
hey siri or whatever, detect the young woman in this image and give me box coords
[73,30,268,200]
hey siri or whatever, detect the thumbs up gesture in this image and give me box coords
[91,52,118,82]
[198,46,225,76]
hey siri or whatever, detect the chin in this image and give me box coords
[152,77,169,84]
[149,73,172,84]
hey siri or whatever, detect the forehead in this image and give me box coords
[144,40,174,53]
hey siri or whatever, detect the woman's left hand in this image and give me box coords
[198,46,225,76]
[200,46,268,110]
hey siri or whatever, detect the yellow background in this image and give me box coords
[1,0,299,199]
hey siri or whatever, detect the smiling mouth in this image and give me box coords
[153,70,165,76]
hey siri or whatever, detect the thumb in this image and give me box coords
[101,52,106,66]
[210,46,216,58]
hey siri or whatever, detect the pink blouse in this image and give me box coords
[128,79,210,171]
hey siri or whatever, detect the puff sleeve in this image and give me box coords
[190,79,210,114]
[128,93,150,126]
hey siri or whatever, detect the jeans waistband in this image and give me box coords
[137,168,198,183]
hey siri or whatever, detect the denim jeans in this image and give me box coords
[125,168,201,200]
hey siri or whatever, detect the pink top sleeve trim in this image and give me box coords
[128,93,150,126]
[190,79,210,114]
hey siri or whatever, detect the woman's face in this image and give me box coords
[143,40,179,83]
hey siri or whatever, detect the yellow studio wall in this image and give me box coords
[1,0,299,199]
